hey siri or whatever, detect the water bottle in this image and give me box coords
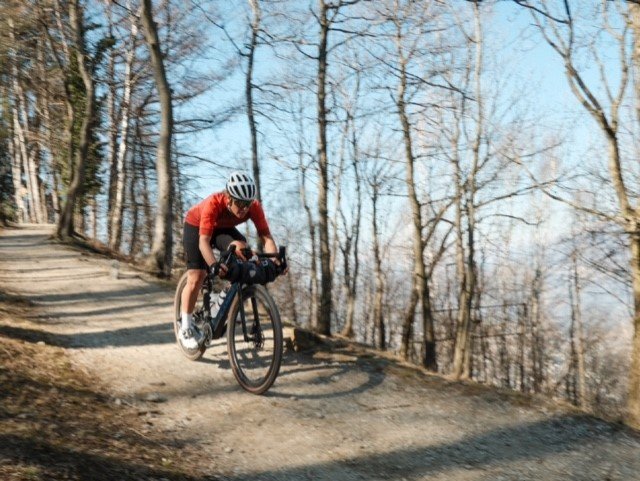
[210,287,229,318]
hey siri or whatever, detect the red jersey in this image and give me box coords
[184,191,271,237]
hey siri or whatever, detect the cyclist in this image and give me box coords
[179,171,283,349]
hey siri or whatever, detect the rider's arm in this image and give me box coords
[198,234,216,267]
[250,202,275,255]
[260,234,278,255]
[260,234,287,274]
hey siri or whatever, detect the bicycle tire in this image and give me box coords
[173,272,206,361]
[227,285,283,394]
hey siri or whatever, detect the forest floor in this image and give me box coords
[1,224,640,481]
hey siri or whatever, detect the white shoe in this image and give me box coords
[179,327,199,349]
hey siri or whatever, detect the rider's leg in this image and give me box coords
[213,228,248,259]
[181,223,208,344]
[180,269,206,330]
[179,226,248,333]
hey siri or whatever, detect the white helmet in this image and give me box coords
[226,171,257,202]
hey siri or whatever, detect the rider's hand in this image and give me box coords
[211,262,228,278]
[219,263,228,277]
[272,257,289,275]
[229,241,252,261]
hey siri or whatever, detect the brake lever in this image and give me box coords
[213,245,237,277]
[278,246,287,273]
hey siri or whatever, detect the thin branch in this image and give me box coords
[512,155,621,224]
[511,0,569,24]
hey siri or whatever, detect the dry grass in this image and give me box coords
[0,296,211,481]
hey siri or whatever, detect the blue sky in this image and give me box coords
[165,1,637,332]
[178,0,595,196]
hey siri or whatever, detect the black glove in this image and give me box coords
[209,263,219,278]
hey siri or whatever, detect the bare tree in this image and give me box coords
[568,248,588,408]
[378,0,445,370]
[140,0,174,276]
[108,3,139,251]
[451,0,483,379]
[336,68,364,339]
[515,0,640,429]
[56,0,98,239]
[365,141,396,350]
[5,7,47,225]
[315,0,333,335]
[247,0,262,201]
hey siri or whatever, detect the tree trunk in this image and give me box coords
[499,307,510,388]
[106,17,118,236]
[109,14,137,251]
[372,184,386,350]
[18,91,44,224]
[627,233,640,428]
[570,251,588,408]
[8,19,45,224]
[630,4,640,131]
[88,197,97,239]
[38,39,57,224]
[128,131,140,257]
[452,2,482,380]
[340,106,363,339]
[452,270,474,379]
[331,138,345,288]
[141,0,174,277]
[517,305,527,392]
[340,235,354,337]
[299,160,318,328]
[421,284,437,371]
[141,153,154,253]
[316,0,332,335]
[285,265,300,325]
[530,267,544,393]
[396,54,416,360]
[8,113,27,222]
[627,0,640,431]
[392,12,436,368]
[247,0,261,202]
[56,0,95,240]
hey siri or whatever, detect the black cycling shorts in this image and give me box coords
[183,223,247,270]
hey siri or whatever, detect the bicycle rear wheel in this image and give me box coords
[227,285,283,394]
[173,272,206,361]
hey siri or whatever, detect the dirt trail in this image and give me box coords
[1,224,639,481]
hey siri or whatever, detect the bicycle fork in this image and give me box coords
[239,289,264,348]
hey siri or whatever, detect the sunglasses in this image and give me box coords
[232,198,253,209]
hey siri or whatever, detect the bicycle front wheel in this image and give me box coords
[227,285,283,394]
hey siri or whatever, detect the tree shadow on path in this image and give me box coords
[219,414,637,481]
[0,322,174,348]
[264,352,387,401]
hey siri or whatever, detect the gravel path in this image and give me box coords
[1,224,639,481]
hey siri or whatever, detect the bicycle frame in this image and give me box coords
[194,245,285,347]
[198,278,259,344]
[199,279,240,341]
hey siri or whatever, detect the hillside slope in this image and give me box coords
[1,224,639,481]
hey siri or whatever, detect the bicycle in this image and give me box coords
[173,245,287,394]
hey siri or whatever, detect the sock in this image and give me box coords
[181,312,193,332]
